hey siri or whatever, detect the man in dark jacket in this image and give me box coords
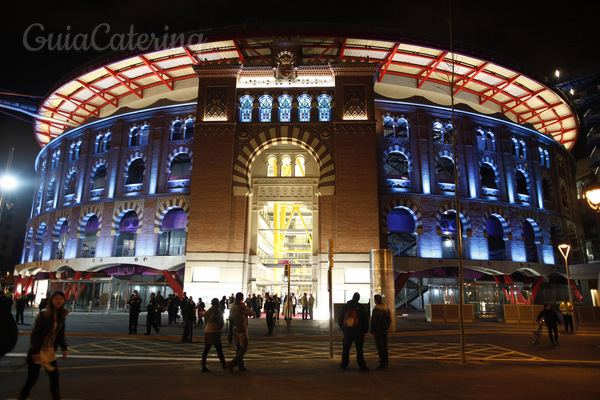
[264,293,276,335]
[127,290,142,334]
[144,293,160,335]
[536,304,561,346]
[371,294,391,370]
[15,293,28,324]
[338,292,369,371]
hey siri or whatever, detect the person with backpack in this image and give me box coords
[371,294,391,370]
[338,292,369,372]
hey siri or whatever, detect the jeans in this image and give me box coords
[563,314,574,332]
[230,332,248,369]
[19,359,60,400]
[374,333,389,367]
[340,330,367,369]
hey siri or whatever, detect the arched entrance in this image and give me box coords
[248,143,320,299]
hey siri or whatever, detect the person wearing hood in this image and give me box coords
[338,292,369,372]
[17,291,69,400]
[371,294,391,370]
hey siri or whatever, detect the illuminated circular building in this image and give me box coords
[14,27,586,318]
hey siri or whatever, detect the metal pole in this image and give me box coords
[564,253,578,331]
[449,3,466,364]
[328,239,334,359]
[286,266,291,336]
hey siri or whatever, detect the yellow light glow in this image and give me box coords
[585,188,600,211]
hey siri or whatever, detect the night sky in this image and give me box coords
[0,0,598,265]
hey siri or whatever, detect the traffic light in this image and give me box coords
[283,264,290,281]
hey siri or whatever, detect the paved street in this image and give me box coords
[2,312,599,399]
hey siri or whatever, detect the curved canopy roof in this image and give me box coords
[35,32,578,149]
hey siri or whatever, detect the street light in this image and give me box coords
[558,243,577,330]
[584,180,600,211]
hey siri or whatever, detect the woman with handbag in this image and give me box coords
[201,298,227,372]
[18,291,69,400]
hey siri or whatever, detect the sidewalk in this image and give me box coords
[14,310,600,339]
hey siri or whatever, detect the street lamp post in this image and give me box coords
[558,243,577,331]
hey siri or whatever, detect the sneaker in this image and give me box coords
[201,367,210,373]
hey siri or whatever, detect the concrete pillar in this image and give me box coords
[370,249,396,332]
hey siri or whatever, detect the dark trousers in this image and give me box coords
[230,332,248,369]
[266,312,274,333]
[546,323,558,343]
[374,333,389,367]
[341,330,367,369]
[19,359,60,400]
[182,320,194,342]
[563,314,574,332]
[16,307,25,324]
[129,311,139,333]
[302,307,308,320]
[146,313,159,334]
[202,343,226,367]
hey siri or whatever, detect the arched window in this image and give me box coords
[542,178,553,202]
[444,122,453,142]
[171,119,183,140]
[278,95,292,122]
[91,165,107,190]
[387,207,417,257]
[139,123,149,146]
[46,179,56,206]
[115,210,138,257]
[440,211,462,259]
[69,143,76,161]
[33,223,46,261]
[538,147,545,164]
[476,128,486,151]
[65,172,77,196]
[125,159,145,185]
[259,95,273,122]
[129,126,139,147]
[52,219,68,259]
[267,155,278,177]
[239,95,254,122]
[103,132,111,152]
[159,208,187,255]
[519,140,527,159]
[297,94,312,122]
[280,155,292,177]
[515,170,529,195]
[512,138,519,157]
[317,94,332,122]
[81,215,98,258]
[385,152,409,180]
[51,151,60,170]
[95,134,103,153]
[433,121,445,143]
[486,130,496,151]
[480,164,498,189]
[295,156,306,177]
[523,220,539,263]
[397,117,409,139]
[169,154,192,180]
[184,118,194,139]
[486,216,506,261]
[544,150,550,167]
[383,115,394,137]
[436,157,455,185]
[75,141,82,159]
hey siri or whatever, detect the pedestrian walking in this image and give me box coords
[201,298,227,372]
[15,293,27,324]
[127,290,142,334]
[144,293,160,335]
[264,293,276,335]
[182,297,196,343]
[559,297,574,333]
[536,304,561,346]
[155,291,165,326]
[338,292,369,372]
[227,292,254,373]
[196,297,206,327]
[17,291,69,400]
[371,294,391,370]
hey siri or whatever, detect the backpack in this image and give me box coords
[344,308,359,327]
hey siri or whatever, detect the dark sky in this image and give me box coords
[0,0,598,239]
